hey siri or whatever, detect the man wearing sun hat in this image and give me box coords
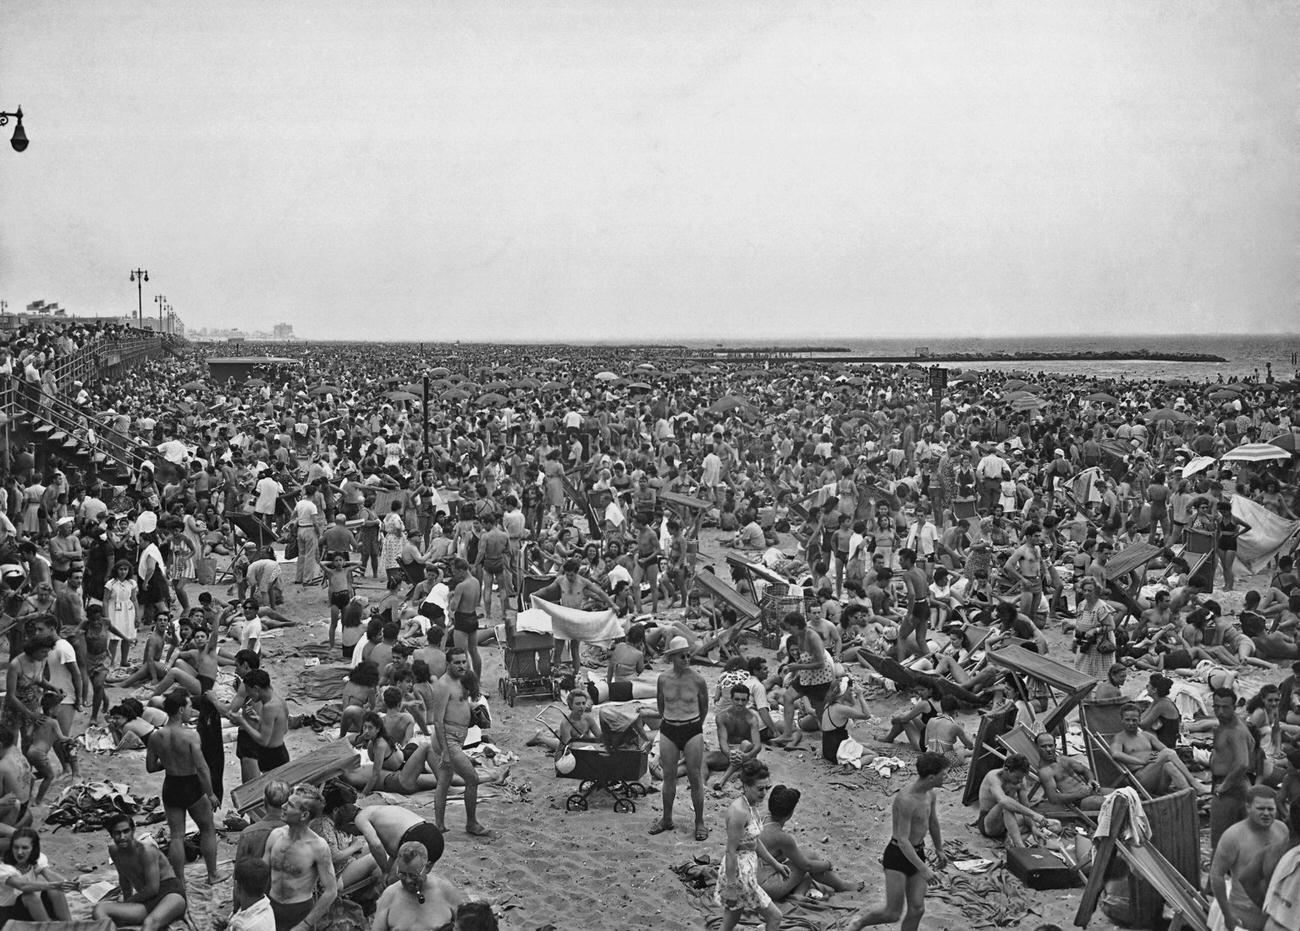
[649,636,711,842]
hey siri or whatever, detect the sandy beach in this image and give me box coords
[30,517,1281,931]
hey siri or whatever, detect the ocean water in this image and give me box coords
[684,334,1300,382]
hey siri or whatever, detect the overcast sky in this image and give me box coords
[2,1,1296,341]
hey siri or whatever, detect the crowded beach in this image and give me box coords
[0,322,1298,931]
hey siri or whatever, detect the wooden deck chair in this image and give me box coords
[1079,705,1153,800]
[231,738,360,818]
[996,724,1095,825]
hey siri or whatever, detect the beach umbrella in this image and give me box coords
[1206,383,1245,396]
[542,381,567,391]
[1220,443,1292,463]
[476,392,509,407]
[182,379,205,391]
[399,382,423,394]
[1208,389,1240,402]
[428,367,450,377]
[481,380,510,393]
[384,390,419,402]
[637,362,656,370]
[709,395,757,416]
[543,357,561,364]
[1004,379,1031,391]
[1267,433,1300,453]
[245,379,267,388]
[594,371,618,381]
[512,377,541,389]
[1086,392,1119,404]
[308,384,342,396]
[1010,395,1044,412]
[954,371,980,383]
[1146,408,1191,422]
[626,382,652,392]
[1002,390,1034,401]
[1180,455,1218,478]
[441,387,470,401]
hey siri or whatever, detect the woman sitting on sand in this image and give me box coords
[338,660,381,738]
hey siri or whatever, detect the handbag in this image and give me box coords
[470,702,492,730]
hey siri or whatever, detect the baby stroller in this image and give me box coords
[554,705,651,813]
[497,615,561,707]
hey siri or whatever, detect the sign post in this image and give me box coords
[422,375,430,464]
[929,366,948,426]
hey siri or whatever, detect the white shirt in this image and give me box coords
[48,638,78,706]
[254,477,283,514]
[229,896,277,931]
[292,498,319,527]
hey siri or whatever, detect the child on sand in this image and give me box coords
[28,693,76,803]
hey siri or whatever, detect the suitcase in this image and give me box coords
[1005,845,1079,890]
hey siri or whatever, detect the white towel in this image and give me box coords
[1095,787,1150,844]
[1263,846,1300,931]
[530,596,624,644]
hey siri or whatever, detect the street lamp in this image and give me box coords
[0,107,26,152]
[130,269,148,326]
[155,293,167,332]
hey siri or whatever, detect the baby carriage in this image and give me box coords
[553,705,651,813]
[497,616,560,707]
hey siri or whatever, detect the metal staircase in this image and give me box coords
[2,334,168,487]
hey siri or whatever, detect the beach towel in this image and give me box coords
[1232,495,1300,574]
[1095,787,1150,843]
[530,596,624,644]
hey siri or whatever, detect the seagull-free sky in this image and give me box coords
[2,1,1297,341]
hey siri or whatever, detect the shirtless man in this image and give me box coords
[446,559,484,678]
[341,804,445,877]
[229,669,290,775]
[1212,688,1259,849]
[371,841,461,931]
[473,513,512,624]
[896,548,929,660]
[92,813,187,931]
[1034,731,1110,811]
[1244,796,1300,931]
[146,691,218,886]
[1210,786,1288,931]
[263,783,337,931]
[977,754,1058,848]
[1110,702,1209,797]
[706,684,763,791]
[431,647,489,837]
[648,636,710,841]
[533,558,615,674]
[847,752,949,931]
[1004,525,1048,621]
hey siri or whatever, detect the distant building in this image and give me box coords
[272,322,296,340]
[915,346,931,358]
[25,300,66,316]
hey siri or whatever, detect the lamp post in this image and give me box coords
[130,269,149,326]
[0,106,27,152]
[155,293,167,333]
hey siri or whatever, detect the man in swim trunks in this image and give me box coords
[1110,702,1209,797]
[649,636,710,841]
[228,669,290,775]
[846,752,949,931]
[146,690,218,887]
[474,512,512,623]
[431,647,489,837]
[264,783,337,931]
[345,804,445,878]
[706,683,763,791]
[446,558,484,678]
[93,813,187,930]
[976,754,1058,848]
[897,548,930,661]
[1004,524,1048,622]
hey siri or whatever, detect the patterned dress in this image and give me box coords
[714,799,773,913]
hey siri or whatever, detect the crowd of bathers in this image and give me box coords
[0,330,1297,929]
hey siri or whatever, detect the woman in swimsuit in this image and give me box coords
[352,712,406,797]
[877,681,940,750]
[2,637,64,742]
[714,760,788,931]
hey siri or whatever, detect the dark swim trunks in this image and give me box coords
[162,773,204,810]
[881,838,926,876]
[258,743,291,772]
[398,820,446,866]
[142,876,186,912]
[659,717,703,749]
[453,611,480,634]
